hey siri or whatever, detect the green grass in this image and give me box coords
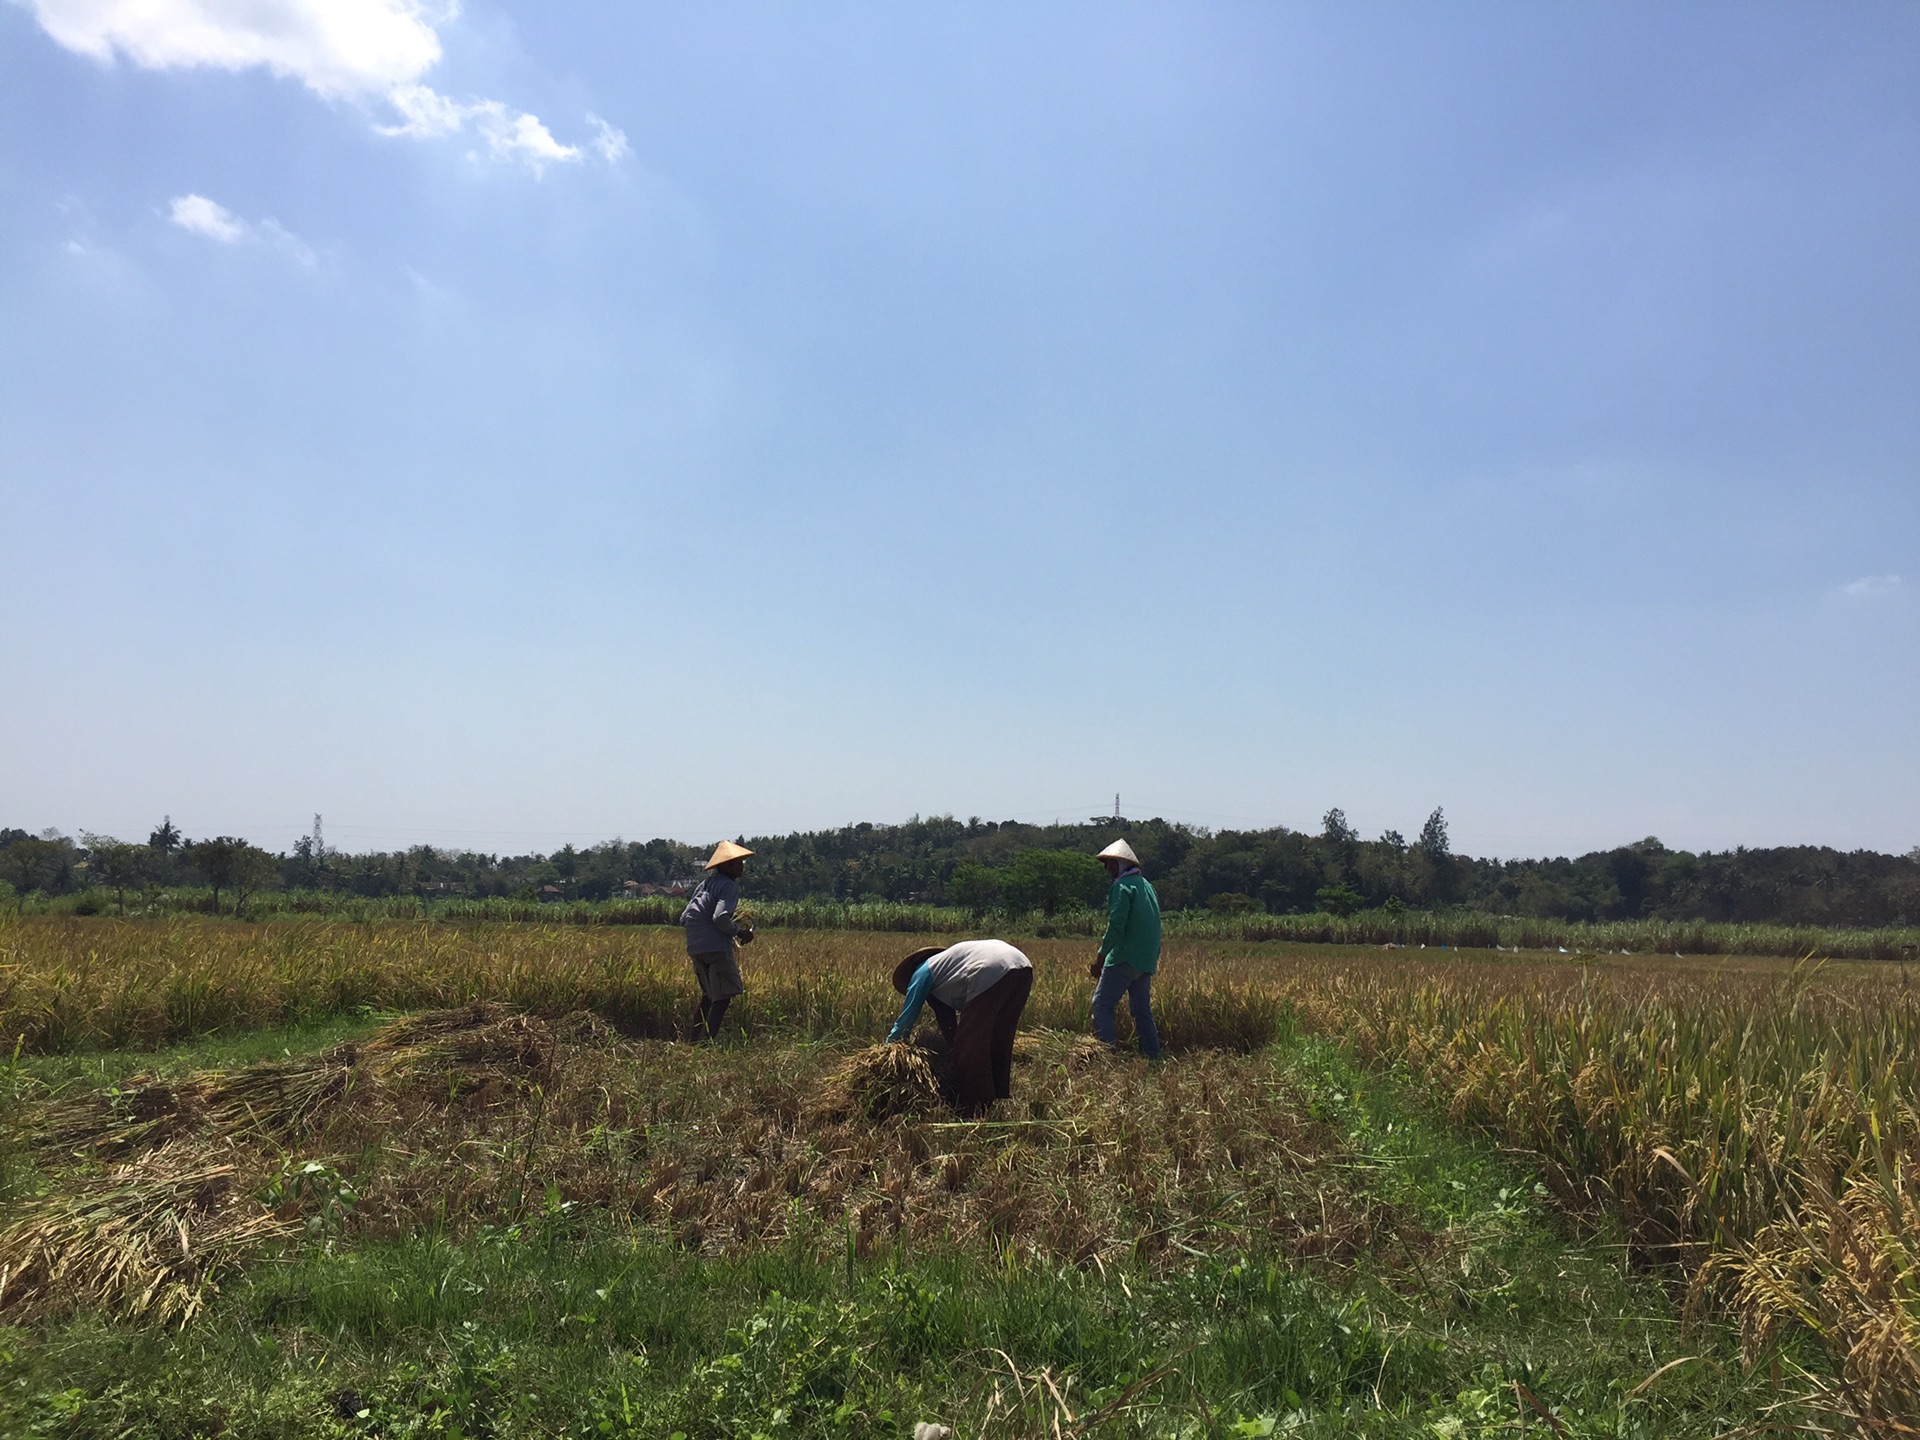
[0,1027,1799,1439]
[8,1013,392,1093]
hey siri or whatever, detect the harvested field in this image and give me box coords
[4,1004,1417,1315]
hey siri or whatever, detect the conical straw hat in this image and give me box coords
[1097,839,1140,866]
[892,945,945,995]
[705,840,754,869]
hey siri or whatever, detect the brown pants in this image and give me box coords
[929,965,1033,1112]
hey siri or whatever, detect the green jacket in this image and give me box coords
[1097,870,1162,975]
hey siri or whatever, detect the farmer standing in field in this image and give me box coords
[681,841,755,1041]
[1088,839,1163,1059]
[886,939,1034,1112]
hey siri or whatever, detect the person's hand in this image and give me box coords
[1087,954,1104,981]
[736,926,755,946]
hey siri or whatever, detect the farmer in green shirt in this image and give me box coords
[1088,839,1162,1058]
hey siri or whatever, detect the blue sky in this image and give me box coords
[2,1,1916,858]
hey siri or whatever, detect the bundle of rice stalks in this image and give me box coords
[32,1006,551,1162]
[34,1078,209,1156]
[36,1058,352,1159]
[1062,1035,1110,1070]
[366,1011,554,1079]
[208,1058,354,1134]
[810,1044,946,1121]
[361,1001,520,1051]
[0,1143,292,1326]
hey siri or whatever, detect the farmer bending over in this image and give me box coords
[1088,839,1162,1059]
[887,939,1034,1112]
[681,841,755,1041]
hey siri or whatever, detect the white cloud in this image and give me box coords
[382,83,580,173]
[169,193,316,265]
[27,0,623,175]
[28,0,445,96]
[381,79,467,136]
[1842,575,1903,598]
[169,192,248,243]
[478,106,576,169]
[587,114,630,164]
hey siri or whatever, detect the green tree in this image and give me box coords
[81,834,152,915]
[1414,807,1457,905]
[1001,849,1107,916]
[231,843,280,912]
[1366,828,1412,907]
[946,859,1001,916]
[0,836,75,897]
[147,817,183,887]
[1321,807,1359,882]
[186,836,278,915]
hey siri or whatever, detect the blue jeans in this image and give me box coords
[1091,964,1161,1059]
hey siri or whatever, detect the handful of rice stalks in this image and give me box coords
[812,1043,945,1121]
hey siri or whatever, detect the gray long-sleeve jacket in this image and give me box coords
[681,872,742,956]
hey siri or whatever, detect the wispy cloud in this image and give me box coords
[169,193,316,265]
[1842,575,1903,598]
[27,0,624,176]
[382,83,582,173]
[586,115,630,164]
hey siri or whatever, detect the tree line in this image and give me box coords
[3,810,1917,928]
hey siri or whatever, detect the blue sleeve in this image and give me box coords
[886,963,937,1043]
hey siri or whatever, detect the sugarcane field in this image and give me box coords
[0,910,1914,1437]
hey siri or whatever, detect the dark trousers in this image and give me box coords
[929,966,1033,1112]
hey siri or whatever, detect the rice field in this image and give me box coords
[0,914,1915,1433]
[0,916,1290,1055]
[30,887,1920,961]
